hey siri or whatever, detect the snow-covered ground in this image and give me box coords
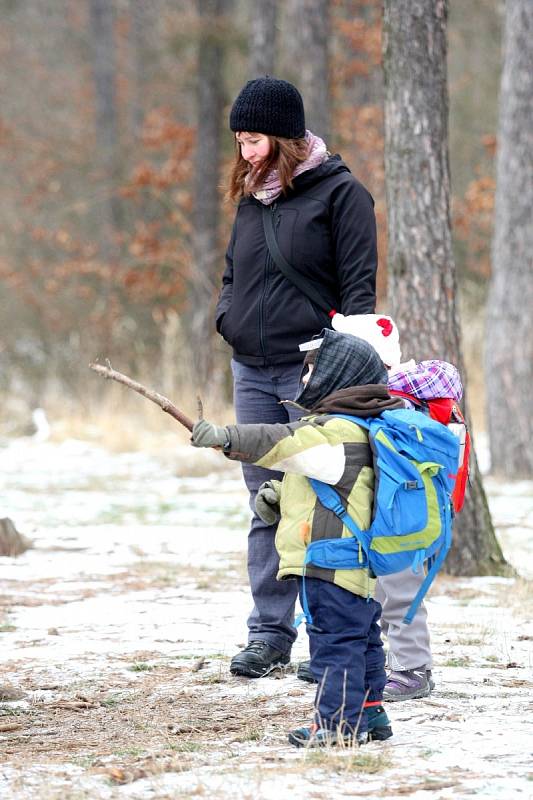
[0,434,532,799]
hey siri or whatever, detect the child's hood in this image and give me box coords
[294,329,388,410]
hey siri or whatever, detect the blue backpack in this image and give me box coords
[300,408,460,625]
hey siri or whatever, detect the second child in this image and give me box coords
[330,313,465,701]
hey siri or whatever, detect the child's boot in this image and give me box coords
[364,701,393,741]
[383,668,433,702]
[296,659,317,684]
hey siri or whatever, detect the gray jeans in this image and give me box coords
[375,569,432,671]
[232,359,304,655]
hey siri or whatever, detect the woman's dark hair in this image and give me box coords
[226,135,309,203]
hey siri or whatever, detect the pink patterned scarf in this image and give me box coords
[250,131,328,205]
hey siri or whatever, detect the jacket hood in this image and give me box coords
[289,154,351,194]
[294,328,388,409]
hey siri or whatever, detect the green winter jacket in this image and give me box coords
[226,413,375,598]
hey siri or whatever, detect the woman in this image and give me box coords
[216,76,378,678]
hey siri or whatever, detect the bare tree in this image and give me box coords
[249,0,277,77]
[189,0,232,386]
[128,0,153,141]
[288,0,330,141]
[486,0,533,478]
[383,0,508,576]
[89,0,122,256]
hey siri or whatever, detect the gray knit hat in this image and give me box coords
[229,77,306,139]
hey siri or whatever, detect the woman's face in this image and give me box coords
[236,132,271,167]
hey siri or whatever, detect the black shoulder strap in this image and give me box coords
[261,204,333,315]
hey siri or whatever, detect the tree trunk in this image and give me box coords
[89,0,122,258]
[249,0,277,77]
[128,0,152,142]
[485,0,533,479]
[190,0,231,387]
[0,518,32,557]
[288,0,330,142]
[382,0,508,576]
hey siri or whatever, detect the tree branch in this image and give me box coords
[89,361,194,431]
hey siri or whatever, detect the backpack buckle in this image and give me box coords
[331,501,345,517]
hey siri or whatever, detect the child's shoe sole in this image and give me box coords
[288,726,365,748]
[368,725,393,741]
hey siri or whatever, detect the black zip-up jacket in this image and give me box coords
[215,155,377,367]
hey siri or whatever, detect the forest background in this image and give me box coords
[0,0,502,442]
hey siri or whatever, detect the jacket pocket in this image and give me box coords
[303,295,331,332]
[218,307,235,345]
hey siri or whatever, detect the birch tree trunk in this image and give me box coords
[383,0,508,576]
[486,0,533,478]
[289,0,330,142]
[249,0,277,77]
[190,0,231,386]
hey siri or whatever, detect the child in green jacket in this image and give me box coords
[191,330,403,747]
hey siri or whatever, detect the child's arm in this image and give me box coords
[191,417,369,485]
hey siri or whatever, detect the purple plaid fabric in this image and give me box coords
[387,360,463,402]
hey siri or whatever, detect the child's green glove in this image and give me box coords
[191,419,230,449]
[255,479,282,525]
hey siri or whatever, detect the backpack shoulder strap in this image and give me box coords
[327,413,371,430]
[308,478,368,556]
[261,204,334,315]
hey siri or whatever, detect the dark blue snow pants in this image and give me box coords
[297,577,386,734]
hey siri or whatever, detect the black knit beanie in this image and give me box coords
[229,77,306,139]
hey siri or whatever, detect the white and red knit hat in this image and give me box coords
[330,313,402,368]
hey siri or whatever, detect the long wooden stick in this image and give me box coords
[89,361,194,431]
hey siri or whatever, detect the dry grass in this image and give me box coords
[0,556,249,613]
[0,377,242,480]
[124,556,249,592]
[0,372,236,456]
[0,666,313,779]
[1,297,489,454]
[304,746,392,774]
[490,575,533,616]
[434,572,533,615]
[50,387,235,453]
[2,550,531,796]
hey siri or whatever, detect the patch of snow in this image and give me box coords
[0,435,532,799]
